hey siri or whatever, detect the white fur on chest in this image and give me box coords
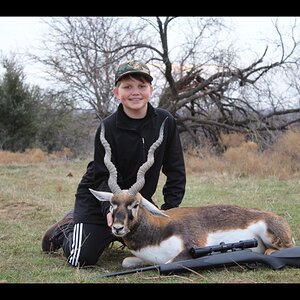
[130,235,184,264]
[206,221,268,253]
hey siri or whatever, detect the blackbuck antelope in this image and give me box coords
[89,120,295,269]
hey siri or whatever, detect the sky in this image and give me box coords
[0,16,298,88]
[0,17,46,52]
[0,17,49,87]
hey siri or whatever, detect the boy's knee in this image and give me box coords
[79,256,99,267]
[68,252,100,268]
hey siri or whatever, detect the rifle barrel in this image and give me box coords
[102,265,159,278]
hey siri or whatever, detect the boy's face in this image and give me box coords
[113,77,153,115]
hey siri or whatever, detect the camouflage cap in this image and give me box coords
[115,60,153,85]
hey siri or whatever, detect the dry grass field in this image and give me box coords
[1,129,300,284]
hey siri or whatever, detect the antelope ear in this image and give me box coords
[89,188,113,202]
[141,197,169,217]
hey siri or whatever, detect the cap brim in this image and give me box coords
[115,71,153,85]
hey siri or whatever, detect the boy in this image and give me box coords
[42,59,186,267]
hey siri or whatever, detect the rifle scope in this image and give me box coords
[190,238,258,258]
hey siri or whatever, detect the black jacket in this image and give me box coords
[73,103,186,225]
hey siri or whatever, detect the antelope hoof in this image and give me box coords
[122,256,148,269]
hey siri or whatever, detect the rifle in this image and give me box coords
[190,238,258,258]
[100,239,300,278]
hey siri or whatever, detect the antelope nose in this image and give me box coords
[113,224,124,233]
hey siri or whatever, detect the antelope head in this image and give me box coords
[89,118,169,237]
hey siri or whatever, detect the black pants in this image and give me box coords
[59,222,119,267]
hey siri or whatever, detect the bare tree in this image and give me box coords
[31,16,300,150]
[31,17,153,118]
[149,17,300,149]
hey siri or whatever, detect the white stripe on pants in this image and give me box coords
[68,223,83,267]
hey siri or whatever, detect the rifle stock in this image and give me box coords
[101,246,300,278]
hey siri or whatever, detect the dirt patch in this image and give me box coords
[0,201,44,220]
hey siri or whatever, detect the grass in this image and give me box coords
[0,159,300,284]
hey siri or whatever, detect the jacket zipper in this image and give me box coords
[141,137,146,161]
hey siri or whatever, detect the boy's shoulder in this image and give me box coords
[154,107,173,118]
[103,110,117,123]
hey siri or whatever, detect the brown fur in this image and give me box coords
[116,201,294,257]
[91,188,295,264]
